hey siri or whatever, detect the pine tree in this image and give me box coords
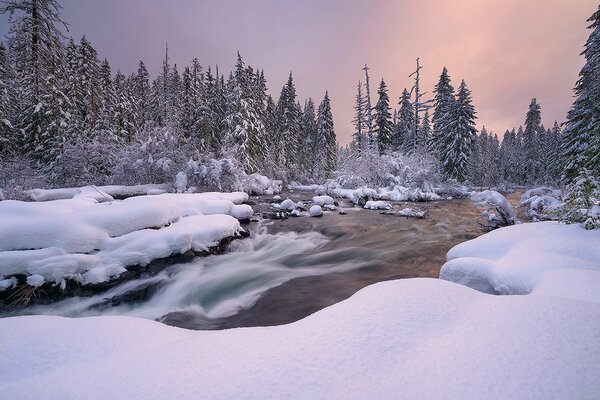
[522,98,542,183]
[438,80,476,182]
[222,53,267,172]
[351,81,366,152]
[362,64,375,149]
[1,0,68,160]
[374,79,392,154]
[562,168,600,229]
[562,5,600,181]
[430,67,455,156]
[300,98,317,175]
[0,41,15,155]
[419,110,432,151]
[275,72,301,169]
[396,88,414,152]
[318,91,336,176]
[133,60,151,130]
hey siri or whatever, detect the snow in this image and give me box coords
[325,185,441,204]
[309,205,322,217]
[470,190,515,228]
[272,195,281,201]
[1,275,599,399]
[0,188,5,201]
[279,198,296,211]
[364,200,392,210]
[241,173,282,195]
[519,187,563,220]
[27,184,172,202]
[398,207,426,218]
[312,195,334,206]
[174,171,187,193]
[0,192,249,286]
[440,221,600,298]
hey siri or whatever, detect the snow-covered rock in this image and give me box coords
[0,193,249,286]
[440,221,600,299]
[363,200,392,210]
[471,190,515,228]
[72,186,114,203]
[312,195,334,206]
[273,195,281,201]
[27,184,172,202]
[309,205,322,217]
[519,187,563,220]
[279,199,295,211]
[323,204,337,211]
[398,207,426,218]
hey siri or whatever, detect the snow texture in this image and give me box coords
[312,195,335,206]
[309,205,322,217]
[27,184,171,202]
[0,192,249,287]
[440,221,600,300]
[364,200,392,210]
[1,274,599,399]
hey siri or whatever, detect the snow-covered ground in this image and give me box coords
[0,192,250,287]
[1,221,599,399]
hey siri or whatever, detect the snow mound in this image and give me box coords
[241,173,282,195]
[2,276,599,399]
[440,221,600,301]
[309,205,322,217]
[27,184,171,202]
[279,199,296,211]
[364,200,392,210]
[0,192,248,287]
[312,195,334,206]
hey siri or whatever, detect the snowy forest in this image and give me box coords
[0,0,597,203]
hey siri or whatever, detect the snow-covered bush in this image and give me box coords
[518,187,563,221]
[562,169,600,230]
[471,190,516,229]
[0,155,49,200]
[335,148,441,191]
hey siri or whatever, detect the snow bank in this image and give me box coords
[0,192,249,286]
[325,185,440,205]
[27,184,171,202]
[312,195,334,206]
[364,200,392,210]
[398,207,426,218]
[440,221,600,300]
[2,276,599,399]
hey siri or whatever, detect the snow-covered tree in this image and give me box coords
[351,81,366,152]
[362,64,375,149]
[562,5,600,182]
[522,98,542,183]
[318,91,336,177]
[275,72,301,170]
[562,168,600,229]
[0,41,15,155]
[430,67,455,156]
[299,98,317,177]
[396,89,414,152]
[374,79,392,154]
[438,80,476,182]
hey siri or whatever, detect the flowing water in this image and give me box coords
[13,191,487,330]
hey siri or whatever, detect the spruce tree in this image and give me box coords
[0,41,15,155]
[562,5,600,181]
[523,98,542,183]
[275,72,301,169]
[351,81,366,152]
[318,91,336,177]
[374,79,392,154]
[430,67,455,156]
[396,88,414,152]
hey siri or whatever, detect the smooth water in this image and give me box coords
[12,192,486,330]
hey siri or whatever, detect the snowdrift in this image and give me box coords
[0,192,250,287]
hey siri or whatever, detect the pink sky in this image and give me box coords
[1,0,595,144]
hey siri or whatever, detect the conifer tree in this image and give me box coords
[396,89,414,152]
[275,72,301,169]
[430,67,455,156]
[522,98,542,183]
[562,5,600,181]
[351,81,366,152]
[318,91,336,176]
[0,41,15,154]
[374,79,392,154]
